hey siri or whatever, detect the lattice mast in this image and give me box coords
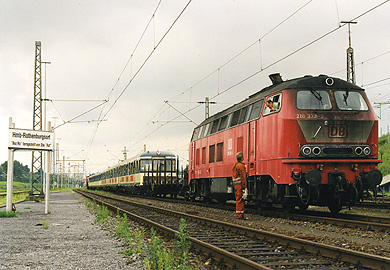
[30,41,44,196]
[342,21,357,84]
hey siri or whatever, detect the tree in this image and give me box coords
[0,160,31,183]
[378,134,390,176]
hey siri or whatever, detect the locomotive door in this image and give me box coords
[248,121,256,175]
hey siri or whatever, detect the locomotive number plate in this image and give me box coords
[328,124,347,138]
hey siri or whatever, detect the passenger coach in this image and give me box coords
[188,74,382,213]
[88,151,181,197]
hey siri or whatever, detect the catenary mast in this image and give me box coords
[30,41,44,197]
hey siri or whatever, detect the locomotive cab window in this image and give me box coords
[264,93,282,116]
[297,90,332,110]
[334,91,368,111]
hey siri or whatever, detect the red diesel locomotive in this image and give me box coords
[188,74,382,213]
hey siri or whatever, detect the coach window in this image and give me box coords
[263,94,282,116]
[202,147,206,164]
[141,159,151,171]
[209,144,215,163]
[196,148,200,165]
[216,142,223,162]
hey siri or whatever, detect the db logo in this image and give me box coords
[328,125,347,138]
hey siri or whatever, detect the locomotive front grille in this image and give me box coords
[300,144,372,158]
[323,147,352,155]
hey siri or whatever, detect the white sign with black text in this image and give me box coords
[8,128,54,151]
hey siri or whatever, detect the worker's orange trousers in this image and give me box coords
[234,184,244,219]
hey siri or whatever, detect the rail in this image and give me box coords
[75,189,390,270]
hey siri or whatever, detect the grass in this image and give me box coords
[144,219,193,270]
[0,210,16,218]
[96,204,110,223]
[41,220,50,230]
[0,181,29,192]
[0,193,28,205]
[83,199,197,269]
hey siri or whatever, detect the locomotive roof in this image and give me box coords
[197,74,363,127]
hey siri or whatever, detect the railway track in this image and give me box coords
[114,191,390,233]
[75,189,390,270]
[258,209,390,233]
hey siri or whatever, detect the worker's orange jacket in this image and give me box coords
[232,162,247,189]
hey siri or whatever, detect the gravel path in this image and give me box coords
[0,192,135,270]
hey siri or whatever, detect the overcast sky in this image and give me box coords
[1,0,390,174]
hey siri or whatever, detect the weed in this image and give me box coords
[0,210,16,218]
[84,200,93,209]
[174,218,192,269]
[42,220,50,230]
[146,228,175,270]
[116,212,144,255]
[96,204,110,223]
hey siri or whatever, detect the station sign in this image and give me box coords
[8,128,54,151]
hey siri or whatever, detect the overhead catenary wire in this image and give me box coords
[169,0,313,103]
[100,0,193,121]
[84,0,191,157]
[126,0,390,152]
[210,0,390,100]
[125,0,315,150]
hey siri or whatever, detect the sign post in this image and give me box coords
[7,118,54,213]
[6,118,15,212]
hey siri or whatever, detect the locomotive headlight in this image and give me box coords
[302,146,312,156]
[312,146,321,156]
[354,146,363,156]
[363,146,371,156]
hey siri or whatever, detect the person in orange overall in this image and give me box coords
[232,152,248,220]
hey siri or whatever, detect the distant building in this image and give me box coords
[380,174,390,193]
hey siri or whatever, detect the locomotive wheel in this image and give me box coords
[296,184,310,211]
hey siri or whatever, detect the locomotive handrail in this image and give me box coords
[282,159,382,164]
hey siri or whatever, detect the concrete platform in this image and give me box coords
[0,192,134,269]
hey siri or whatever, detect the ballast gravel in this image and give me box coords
[0,192,135,270]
